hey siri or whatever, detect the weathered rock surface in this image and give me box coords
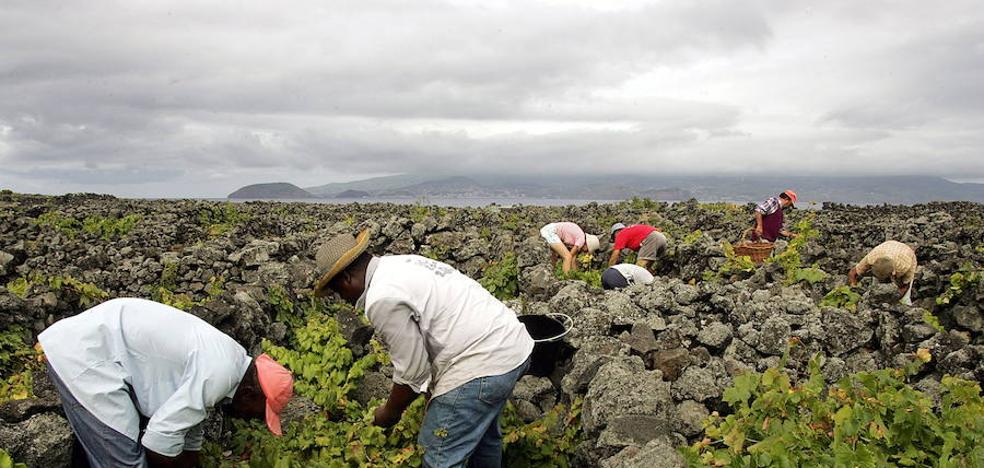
[1,194,982,467]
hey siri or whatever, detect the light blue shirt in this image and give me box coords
[38,298,251,457]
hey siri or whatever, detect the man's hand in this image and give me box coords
[848,267,859,287]
[754,226,764,238]
[146,450,199,468]
[372,383,419,428]
[373,405,401,428]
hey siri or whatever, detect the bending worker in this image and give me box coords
[608,223,667,270]
[539,221,601,273]
[751,190,799,242]
[848,240,918,305]
[314,229,534,468]
[601,263,655,290]
[38,298,294,467]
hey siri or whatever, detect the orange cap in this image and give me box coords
[783,189,798,205]
[255,353,293,436]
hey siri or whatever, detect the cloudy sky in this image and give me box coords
[1,0,983,197]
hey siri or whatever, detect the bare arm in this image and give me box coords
[569,244,582,271]
[374,383,420,428]
[754,212,764,237]
[608,249,621,266]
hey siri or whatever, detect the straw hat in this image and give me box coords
[313,229,371,296]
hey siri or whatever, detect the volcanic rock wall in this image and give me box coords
[0,192,981,467]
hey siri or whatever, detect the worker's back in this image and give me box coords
[39,298,250,439]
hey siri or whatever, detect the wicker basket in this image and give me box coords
[734,229,774,265]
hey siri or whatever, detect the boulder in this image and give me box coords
[0,412,73,467]
[228,240,280,267]
[600,436,686,468]
[647,348,690,381]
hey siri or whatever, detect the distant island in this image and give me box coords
[227,174,984,204]
[228,182,314,199]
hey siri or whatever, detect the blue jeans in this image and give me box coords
[418,358,530,468]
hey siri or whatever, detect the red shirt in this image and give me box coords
[613,225,658,251]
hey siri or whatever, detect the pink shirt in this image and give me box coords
[553,222,587,247]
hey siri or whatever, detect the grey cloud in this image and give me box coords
[1,1,983,197]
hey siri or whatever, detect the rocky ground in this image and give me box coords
[0,191,982,467]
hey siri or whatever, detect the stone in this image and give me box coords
[952,305,983,332]
[0,397,62,424]
[755,315,792,356]
[352,371,392,406]
[673,400,710,437]
[279,396,322,429]
[696,322,733,349]
[597,415,675,449]
[582,357,673,438]
[0,412,73,467]
[600,436,686,468]
[511,376,556,411]
[822,308,873,355]
[523,264,559,300]
[561,337,628,399]
[866,283,901,305]
[672,283,700,306]
[647,346,691,382]
[903,323,939,343]
[671,359,729,402]
[228,240,280,267]
[0,251,15,276]
[626,322,658,355]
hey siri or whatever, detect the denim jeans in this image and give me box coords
[418,357,531,468]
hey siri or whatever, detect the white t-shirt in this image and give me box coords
[612,263,655,286]
[362,255,534,397]
[39,298,251,457]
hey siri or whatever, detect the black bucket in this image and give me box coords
[517,313,574,377]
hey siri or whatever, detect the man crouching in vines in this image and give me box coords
[37,298,294,468]
[314,229,534,468]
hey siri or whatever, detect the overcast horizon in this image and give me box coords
[2,0,983,198]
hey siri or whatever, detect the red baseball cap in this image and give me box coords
[255,353,293,436]
[783,189,798,206]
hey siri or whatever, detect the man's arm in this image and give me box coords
[608,249,621,266]
[366,298,430,427]
[374,383,419,427]
[568,244,582,271]
[754,212,764,237]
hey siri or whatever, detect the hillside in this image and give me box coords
[228,182,314,199]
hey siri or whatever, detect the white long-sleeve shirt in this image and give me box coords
[359,255,534,397]
[38,298,251,457]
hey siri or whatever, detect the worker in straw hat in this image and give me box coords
[607,222,668,271]
[539,221,601,273]
[751,189,799,242]
[37,298,293,467]
[848,240,918,305]
[314,229,534,467]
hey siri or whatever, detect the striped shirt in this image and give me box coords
[755,196,782,216]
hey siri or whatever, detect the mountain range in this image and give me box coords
[228,174,984,204]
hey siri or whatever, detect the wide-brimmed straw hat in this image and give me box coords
[313,229,371,296]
